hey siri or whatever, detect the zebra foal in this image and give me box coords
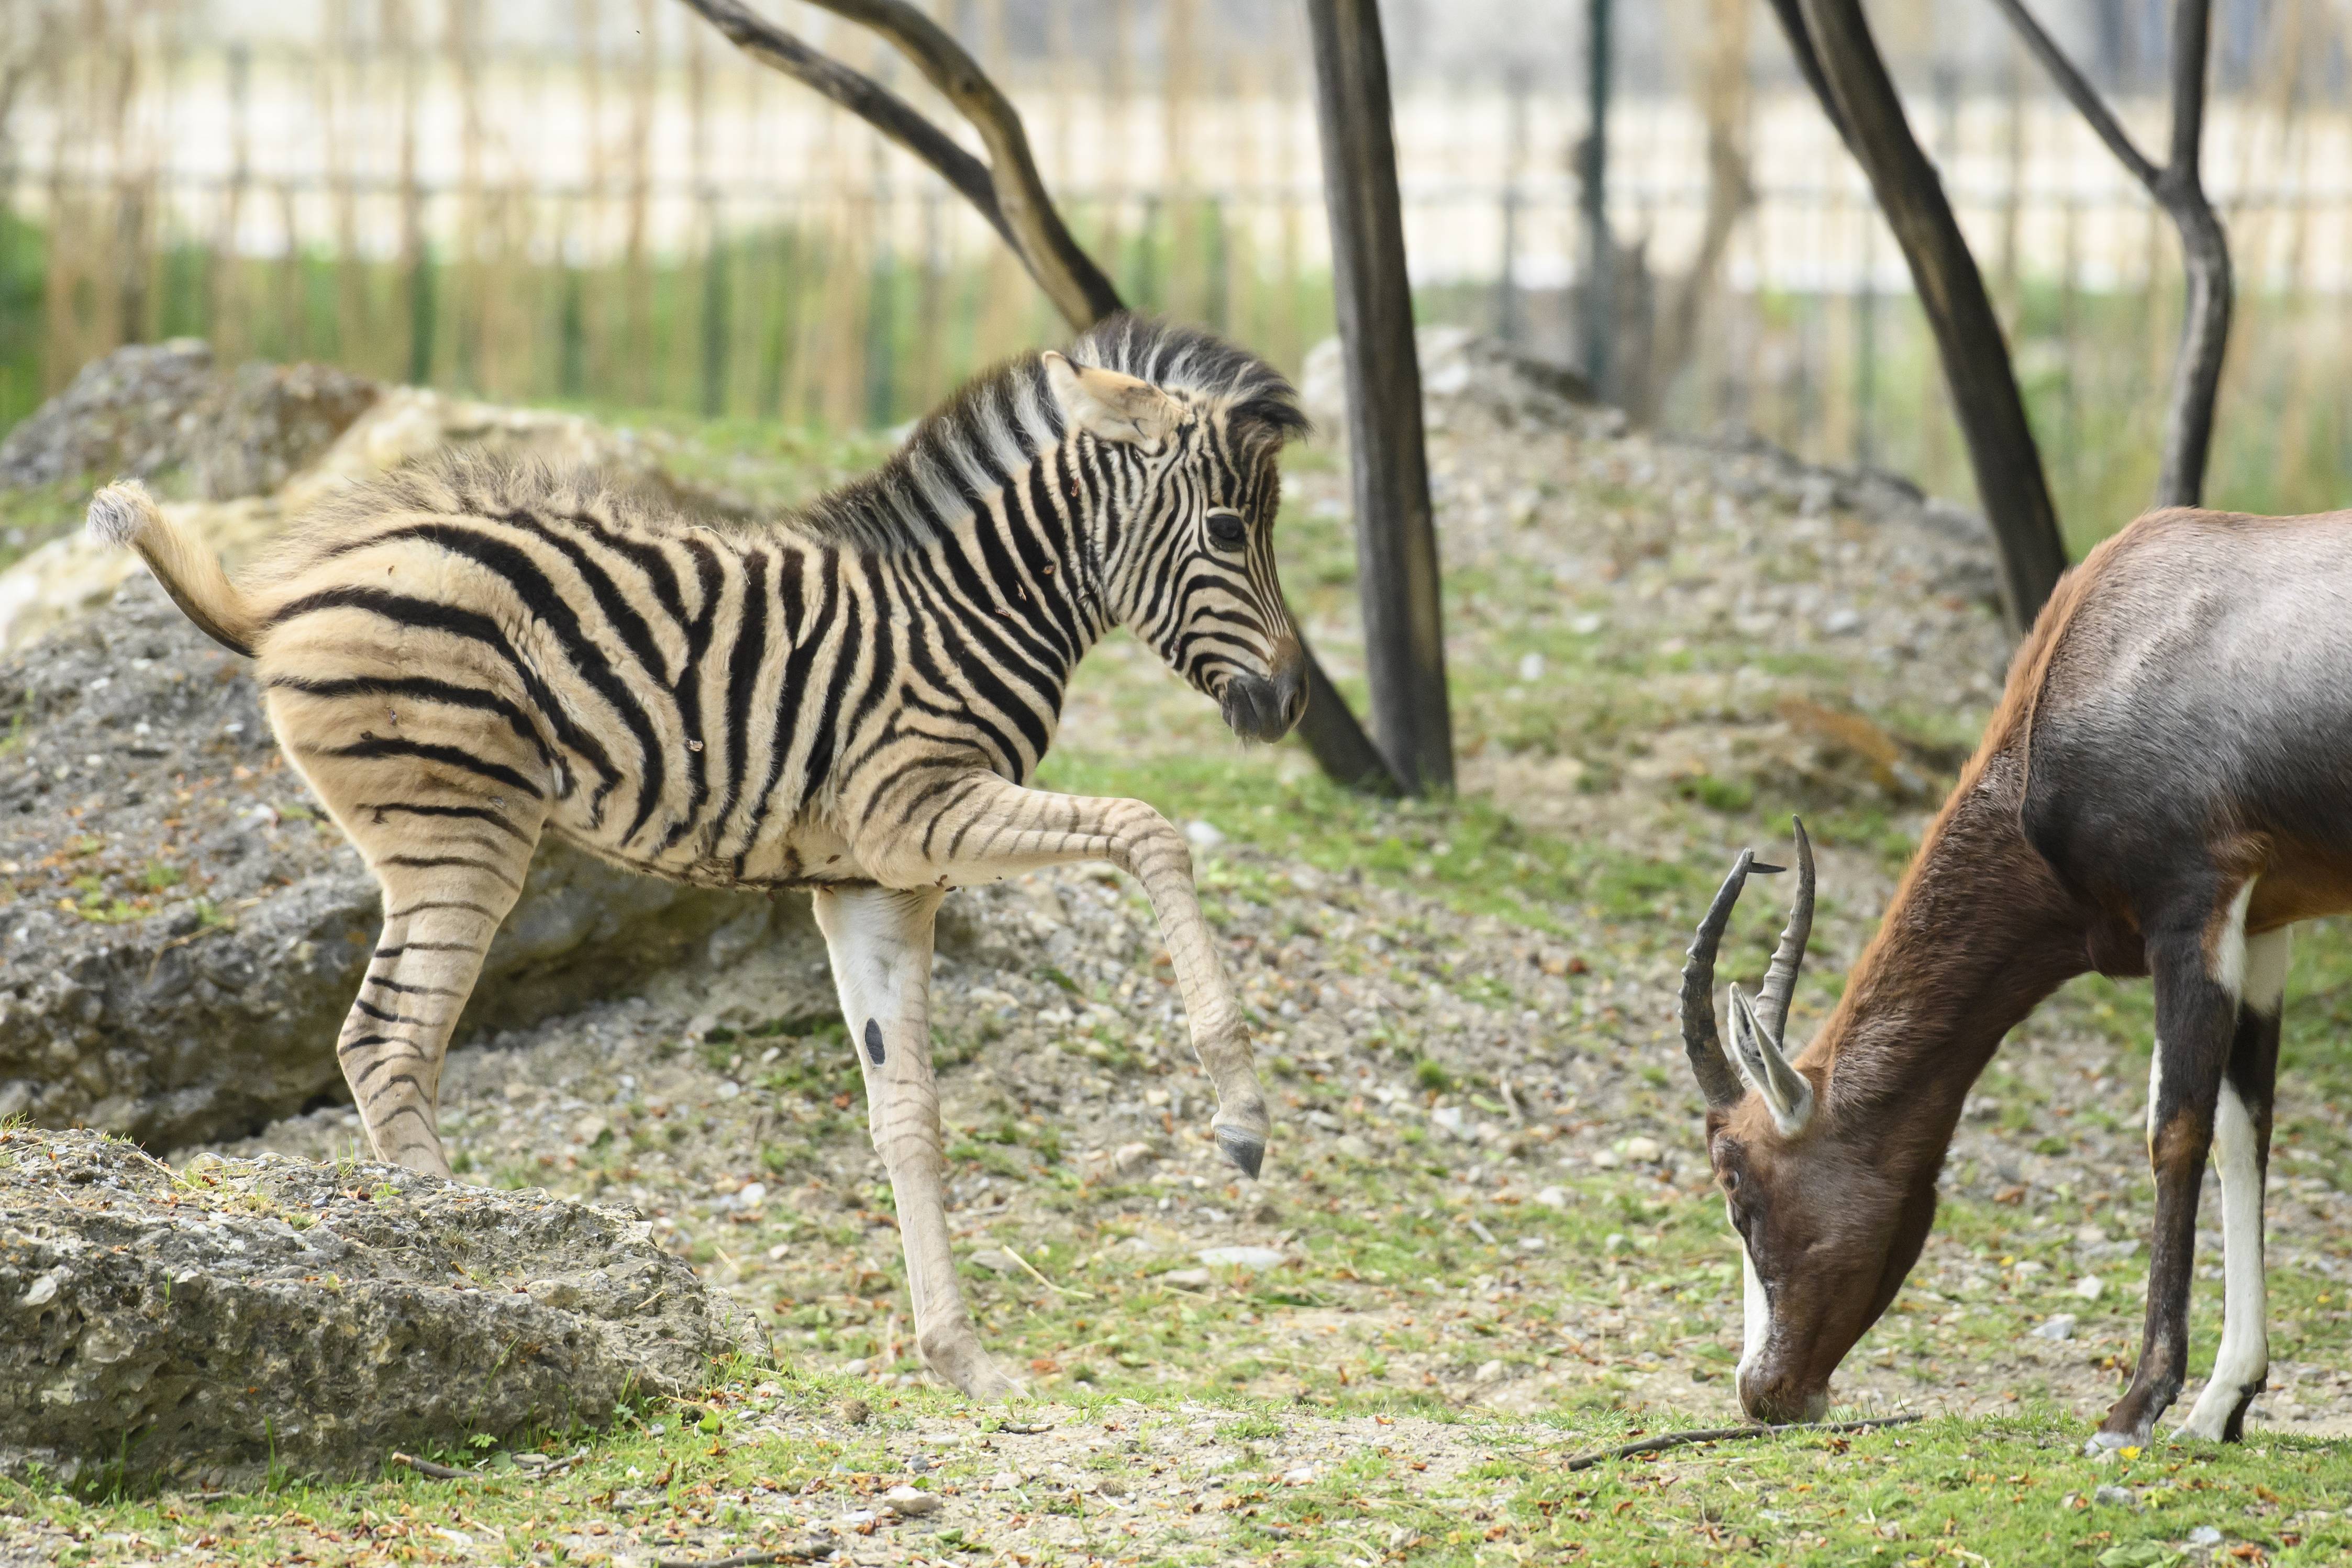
[86,315,1310,1397]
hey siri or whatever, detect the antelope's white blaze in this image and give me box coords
[2180,1077,2269,1439]
[1737,1233,1770,1387]
[2145,1045,2166,1146]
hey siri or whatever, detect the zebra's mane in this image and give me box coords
[788,314,1306,557]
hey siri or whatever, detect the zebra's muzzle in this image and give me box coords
[1220,666,1305,742]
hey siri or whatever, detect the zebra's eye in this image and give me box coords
[1206,508,1247,550]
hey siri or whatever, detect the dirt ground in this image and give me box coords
[10,372,2352,1564]
[161,391,2352,1563]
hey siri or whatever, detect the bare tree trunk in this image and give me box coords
[1991,0,2229,509]
[1304,0,1454,795]
[1642,0,1754,425]
[1772,0,2068,631]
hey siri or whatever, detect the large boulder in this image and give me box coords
[0,579,802,1151]
[0,1128,758,1489]
[0,370,724,655]
[0,341,376,498]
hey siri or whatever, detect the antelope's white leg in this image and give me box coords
[814,884,1019,1400]
[2179,924,2290,1441]
[860,772,1270,1176]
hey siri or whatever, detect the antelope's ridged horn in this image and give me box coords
[1750,816,1815,1047]
[1680,846,1769,1111]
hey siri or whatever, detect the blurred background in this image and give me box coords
[5,0,2348,548]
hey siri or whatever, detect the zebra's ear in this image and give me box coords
[1042,351,1184,448]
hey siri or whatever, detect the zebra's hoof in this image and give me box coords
[1214,1125,1266,1180]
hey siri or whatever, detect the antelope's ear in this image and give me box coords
[1043,351,1184,447]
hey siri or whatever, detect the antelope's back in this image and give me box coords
[2021,508,2352,910]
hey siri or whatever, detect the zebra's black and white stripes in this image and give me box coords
[88,313,1310,1399]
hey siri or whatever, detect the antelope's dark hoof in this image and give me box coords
[1214,1126,1266,1180]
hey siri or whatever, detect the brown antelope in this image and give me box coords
[1681,505,2350,1449]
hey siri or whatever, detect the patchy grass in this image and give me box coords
[16,398,2352,1564]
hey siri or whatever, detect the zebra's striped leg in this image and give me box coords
[337,840,538,1176]
[813,884,1021,1400]
[867,775,1272,1180]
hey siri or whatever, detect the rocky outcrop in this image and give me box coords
[0,341,376,498]
[0,580,802,1151]
[0,367,727,654]
[0,1128,759,1489]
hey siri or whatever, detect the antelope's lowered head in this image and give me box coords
[1680,822,1902,1422]
[1677,807,2072,1424]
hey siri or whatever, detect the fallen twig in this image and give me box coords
[391,1451,472,1480]
[998,1242,1093,1300]
[654,1544,824,1568]
[1560,1413,1922,1472]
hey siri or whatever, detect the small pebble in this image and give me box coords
[2031,1314,2076,1341]
[2092,1484,2137,1509]
[882,1484,940,1517]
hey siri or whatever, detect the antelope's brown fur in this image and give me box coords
[1697,505,2352,1445]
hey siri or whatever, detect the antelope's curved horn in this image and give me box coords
[1680,847,1768,1110]
[1750,817,1815,1047]
[1729,983,1816,1136]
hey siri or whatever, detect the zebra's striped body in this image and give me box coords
[88,315,1310,1399]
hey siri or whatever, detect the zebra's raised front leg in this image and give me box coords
[861,772,1271,1178]
[813,883,1022,1400]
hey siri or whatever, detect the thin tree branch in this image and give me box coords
[798,0,1122,330]
[2166,0,2213,182]
[1763,0,1854,153]
[676,0,1016,252]
[1778,0,2067,629]
[1560,1414,1922,1472]
[1988,0,2227,507]
[672,0,1400,792]
[1985,0,2160,187]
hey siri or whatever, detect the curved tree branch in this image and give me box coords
[676,0,1015,252]
[1764,0,1853,153]
[676,0,1401,792]
[1777,0,2068,630]
[797,0,1122,330]
[1987,0,2160,186]
[1988,0,2228,507]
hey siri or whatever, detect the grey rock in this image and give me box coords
[0,341,375,498]
[2030,1313,2077,1341]
[1301,327,1600,436]
[190,360,381,501]
[2093,1484,2138,1508]
[0,1127,759,1488]
[0,580,803,1151]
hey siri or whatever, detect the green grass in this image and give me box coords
[17,393,2352,1564]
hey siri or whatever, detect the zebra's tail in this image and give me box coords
[86,479,259,657]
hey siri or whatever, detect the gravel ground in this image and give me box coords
[13,372,2352,1562]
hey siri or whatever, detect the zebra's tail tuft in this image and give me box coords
[86,479,260,657]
